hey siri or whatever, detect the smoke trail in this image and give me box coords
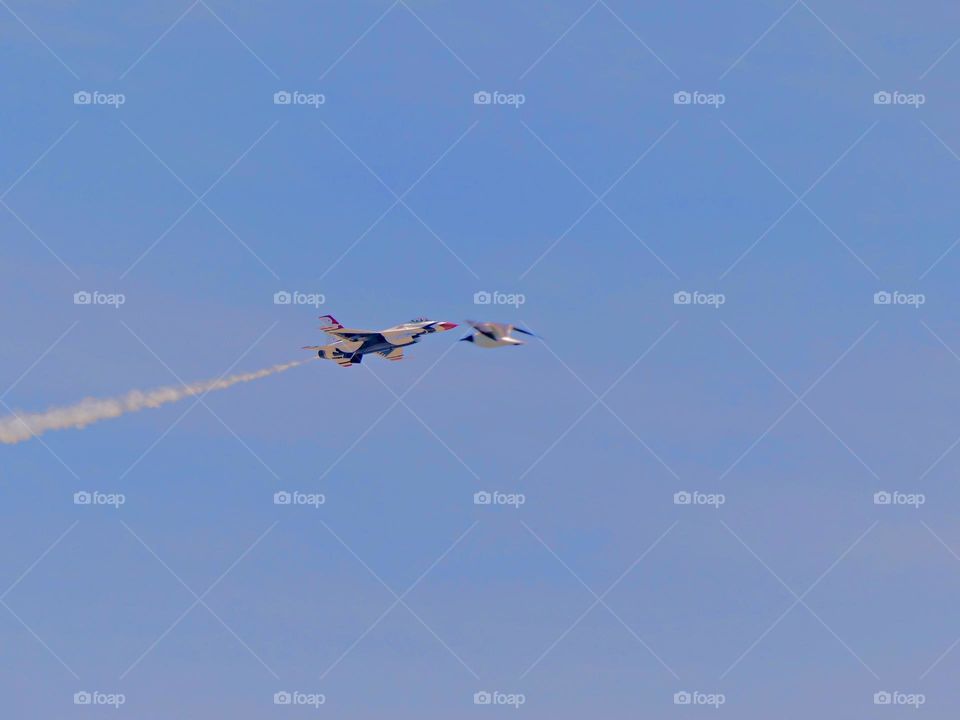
[0,360,307,445]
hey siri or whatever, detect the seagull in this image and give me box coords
[459,321,535,348]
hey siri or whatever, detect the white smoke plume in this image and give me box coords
[0,360,307,445]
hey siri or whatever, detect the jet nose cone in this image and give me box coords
[438,322,458,331]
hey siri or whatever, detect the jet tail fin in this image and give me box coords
[318,314,343,332]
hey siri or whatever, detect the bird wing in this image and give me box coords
[466,320,503,341]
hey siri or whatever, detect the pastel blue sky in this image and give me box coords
[3,2,960,717]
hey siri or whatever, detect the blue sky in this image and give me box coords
[3,1,960,716]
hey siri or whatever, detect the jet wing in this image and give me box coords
[381,330,424,346]
[317,315,387,343]
[326,328,388,344]
[377,347,404,361]
[381,321,449,346]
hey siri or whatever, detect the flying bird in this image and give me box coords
[459,320,535,348]
[304,314,458,367]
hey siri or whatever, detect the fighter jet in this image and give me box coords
[304,314,458,367]
[459,320,535,348]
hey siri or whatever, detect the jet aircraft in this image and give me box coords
[304,314,458,366]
